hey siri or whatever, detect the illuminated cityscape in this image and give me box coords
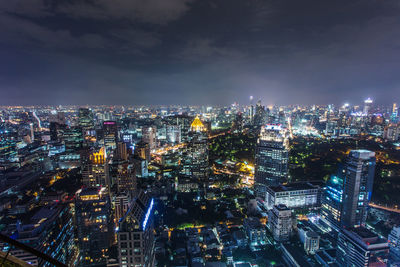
[1,1,400,267]
[0,102,399,266]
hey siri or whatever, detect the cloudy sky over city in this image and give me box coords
[1,0,400,105]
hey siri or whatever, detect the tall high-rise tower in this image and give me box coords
[103,121,118,155]
[75,187,113,266]
[82,148,108,188]
[117,191,155,266]
[186,116,209,181]
[78,108,94,133]
[254,124,289,198]
[341,150,375,228]
[363,98,373,115]
[142,126,157,151]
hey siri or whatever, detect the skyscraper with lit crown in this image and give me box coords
[186,116,209,181]
[82,147,108,188]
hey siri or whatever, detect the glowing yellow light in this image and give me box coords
[190,116,206,132]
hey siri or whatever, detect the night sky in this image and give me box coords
[1,0,399,106]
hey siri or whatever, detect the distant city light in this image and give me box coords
[364,98,373,104]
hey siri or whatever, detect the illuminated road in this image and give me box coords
[212,166,254,187]
[152,143,187,155]
[369,203,400,214]
[208,131,228,139]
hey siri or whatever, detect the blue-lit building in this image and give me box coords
[0,204,76,266]
[75,187,113,266]
[321,150,375,230]
[321,172,344,230]
[341,150,375,229]
[117,190,155,267]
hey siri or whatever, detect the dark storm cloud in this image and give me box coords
[0,0,399,105]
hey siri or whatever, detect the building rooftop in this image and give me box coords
[268,182,318,193]
[274,204,290,211]
[344,227,388,246]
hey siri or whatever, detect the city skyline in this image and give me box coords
[1,1,400,266]
[1,0,400,105]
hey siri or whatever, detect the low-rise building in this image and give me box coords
[243,217,267,250]
[337,227,389,267]
[265,182,320,210]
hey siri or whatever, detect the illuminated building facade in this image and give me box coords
[383,124,399,142]
[341,150,375,229]
[243,217,267,250]
[62,127,84,152]
[363,98,373,115]
[253,100,268,126]
[117,190,155,267]
[255,124,289,198]
[115,194,131,225]
[175,115,192,142]
[268,204,292,242]
[185,116,209,181]
[103,121,118,155]
[0,140,18,163]
[388,226,400,261]
[115,142,128,161]
[265,182,320,210]
[75,187,113,266]
[135,141,150,162]
[0,204,76,266]
[166,124,181,144]
[321,173,344,230]
[142,126,157,151]
[82,148,108,187]
[78,108,94,134]
[116,161,136,194]
[391,103,398,123]
[337,227,389,267]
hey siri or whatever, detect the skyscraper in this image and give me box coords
[142,126,157,151]
[115,161,136,195]
[117,190,155,266]
[186,116,209,181]
[78,108,94,134]
[254,124,289,199]
[363,98,373,115]
[253,100,267,126]
[75,187,113,266]
[321,173,344,230]
[391,103,398,123]
[341,150,375,228]
[134,140,151,163]
[115,142,128,161]
[62,126,84,152]
[103,121,118,155]
[82,148,108,188]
